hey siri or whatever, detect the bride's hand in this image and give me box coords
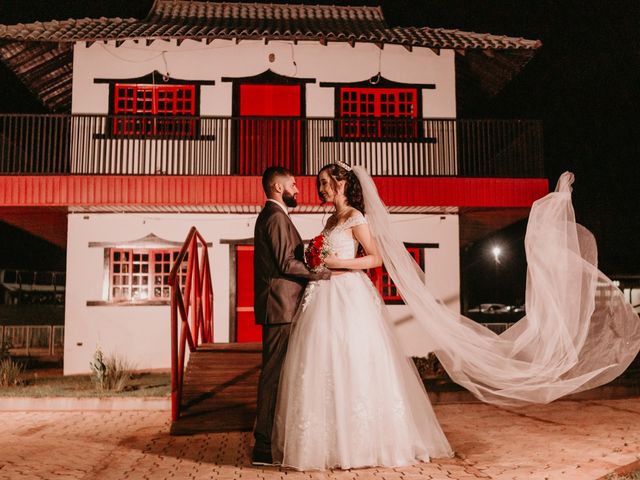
[323,252,343,270]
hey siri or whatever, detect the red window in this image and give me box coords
[113,84,196,137]
[339,87,419,139]
[109,248,187,302]
[368,247,424,304]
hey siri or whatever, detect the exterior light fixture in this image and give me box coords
[492,246,502,264]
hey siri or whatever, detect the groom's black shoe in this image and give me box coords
[251,448,273,466]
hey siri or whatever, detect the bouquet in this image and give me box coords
[304,233,330,272]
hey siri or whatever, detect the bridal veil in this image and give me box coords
[353,166,640,406]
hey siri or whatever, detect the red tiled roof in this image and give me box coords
[0,1,541,111]
[0,1,540,51]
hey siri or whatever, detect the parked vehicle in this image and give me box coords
[466,303,525,324]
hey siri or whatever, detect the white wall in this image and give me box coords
[383,214,461,357]
[72,39,456,116]
[64,211,459,374]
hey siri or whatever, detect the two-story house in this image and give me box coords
[0,1,547,374]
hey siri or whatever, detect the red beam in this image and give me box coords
[0,176,548,208]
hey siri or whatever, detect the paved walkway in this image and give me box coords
[1,398,639,480]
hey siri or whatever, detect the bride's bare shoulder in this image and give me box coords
[346,208,364,220]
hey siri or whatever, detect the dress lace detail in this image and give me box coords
[301,213,368,313]
[300,280,319,312]
[337,212,368,230]
[324,212,367,260]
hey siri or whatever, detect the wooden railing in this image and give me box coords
[168,226,214,422]
[0,114,544,178]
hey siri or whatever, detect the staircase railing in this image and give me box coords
[168,226,214,422]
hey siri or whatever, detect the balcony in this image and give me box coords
[0,114,543,178]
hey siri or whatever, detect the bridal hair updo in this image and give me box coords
[317,163,365,214]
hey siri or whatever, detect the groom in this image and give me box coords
[252,166,330,465]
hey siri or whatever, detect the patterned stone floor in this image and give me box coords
[1,398,639,479]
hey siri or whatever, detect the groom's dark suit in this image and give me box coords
[253,200,329,458]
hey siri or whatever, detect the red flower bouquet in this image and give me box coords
[304,233,330,272]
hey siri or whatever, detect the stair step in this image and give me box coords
[171,342,263,435]
[196,342,262,352]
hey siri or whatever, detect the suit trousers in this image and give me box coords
[253,322,291,454]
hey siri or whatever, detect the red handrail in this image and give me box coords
[168,226,214,422]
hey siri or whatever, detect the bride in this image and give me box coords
[272,162,640,471]
[272,162,453,470]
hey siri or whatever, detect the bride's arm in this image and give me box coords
[324,222,382,270]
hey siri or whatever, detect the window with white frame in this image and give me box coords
[108,248,187,302]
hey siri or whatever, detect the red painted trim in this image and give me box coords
[0,176,548,208]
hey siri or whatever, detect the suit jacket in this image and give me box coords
[254,201,330,326]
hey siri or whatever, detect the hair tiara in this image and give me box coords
[335,160,352,172]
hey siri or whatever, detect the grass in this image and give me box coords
[604,472,640,480]
[0,369,170,397]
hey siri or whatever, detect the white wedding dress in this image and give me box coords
[272,213,453,471]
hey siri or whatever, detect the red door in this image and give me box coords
[238,84,302,175]
[235,245,261,342]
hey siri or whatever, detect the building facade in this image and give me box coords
[0,1,547,374]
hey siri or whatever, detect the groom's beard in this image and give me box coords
[282,191,298,208]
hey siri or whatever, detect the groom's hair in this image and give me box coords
[262,166,292,194]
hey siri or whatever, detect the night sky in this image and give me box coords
[1,1,638,295]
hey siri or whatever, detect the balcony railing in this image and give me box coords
[0,114,544,177]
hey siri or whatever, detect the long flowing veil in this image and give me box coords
[353,166,640,406]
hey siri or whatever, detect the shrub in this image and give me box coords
[0,357,25,387]
[89,348,133,392]
[413,353,449,379]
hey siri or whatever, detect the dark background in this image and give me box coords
[1,0,638,305]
